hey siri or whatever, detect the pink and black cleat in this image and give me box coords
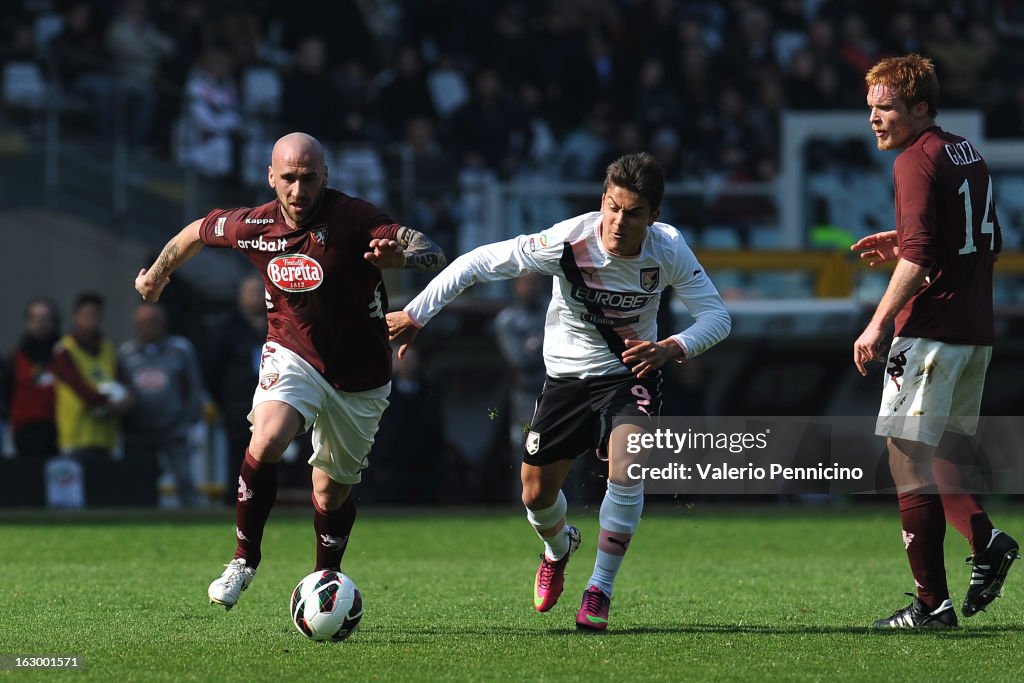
[533,525,581,612]
[575,585,611,631]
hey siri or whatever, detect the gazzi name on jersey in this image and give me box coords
[569,285,655,311]
[237,236,288,252]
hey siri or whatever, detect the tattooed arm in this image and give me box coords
[396,226,447,273]
[135,219,205,303]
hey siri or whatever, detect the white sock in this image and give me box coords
[526,490,570,560]
[588,481,643,597]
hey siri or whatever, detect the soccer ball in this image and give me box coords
[290,570,363,642]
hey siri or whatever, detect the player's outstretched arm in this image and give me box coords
[364,227,446,272]
[136,219,204,303]
[396,226,447,272]
[851,230,899,266]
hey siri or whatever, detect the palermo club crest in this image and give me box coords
[640,267,659,292]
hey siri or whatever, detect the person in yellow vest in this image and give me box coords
[51,292,132,462]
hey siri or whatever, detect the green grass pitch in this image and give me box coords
[2,504,1023,682]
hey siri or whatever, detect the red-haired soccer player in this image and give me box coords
[853,54,1019,629]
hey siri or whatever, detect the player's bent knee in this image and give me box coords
[521,485,557,510]
[247,432,291,463]
[313,483,352,511]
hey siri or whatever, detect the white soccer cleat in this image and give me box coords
[208,558,256,610]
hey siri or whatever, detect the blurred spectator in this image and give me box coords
[988,79,1024,139]
[181,46,242,178]
[924,13,995,108]
[364,346,445,504]
[203,275,267,505]
[215,5,266,70]
[494,273,549,457]
[105,0,176,149]
[335,59,378,142]
[446,67,526,176]
[157,0,209,88]
[4,298,61,458]
[427,53,471,119]
[555,100,613,183]
[119,304,205,508]
[51,292,131,462]
[282,36,343,143]
[405,117,459,259]
[374,44,437,141]
[50,1,116,143]
[632,58,682,140]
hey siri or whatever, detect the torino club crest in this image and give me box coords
[310,224,328,247]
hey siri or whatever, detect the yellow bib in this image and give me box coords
[54,335,118,452]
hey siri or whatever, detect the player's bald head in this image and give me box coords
[271,132,324,168]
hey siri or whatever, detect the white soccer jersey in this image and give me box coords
[405,212,731,378]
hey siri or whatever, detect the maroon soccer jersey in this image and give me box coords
[893,126,1002,345]
[199,188,401,391]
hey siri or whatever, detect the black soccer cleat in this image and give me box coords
[873,594,958,629]
[962,529,1020,618]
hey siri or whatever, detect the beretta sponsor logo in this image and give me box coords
[267,254,324,292]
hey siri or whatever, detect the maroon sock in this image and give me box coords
[313,494,356,571]
[233,450,278,568]
[932,456,994,556]
[897,491,949,610]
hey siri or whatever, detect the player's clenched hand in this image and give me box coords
[853,324,887,376]
[135,268,170,303]
[386,311,419,359]
[622,339,683,378]
[364,239,406,269]
[851,230,899,266]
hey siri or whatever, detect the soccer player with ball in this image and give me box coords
[853,54,1019,628]
[388,152,731,630]
[135,132,446,612]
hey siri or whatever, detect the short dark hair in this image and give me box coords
[73,291,104,312]
[603,152,665,211]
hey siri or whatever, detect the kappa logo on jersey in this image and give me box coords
[525,430,541,455]
[214,216,226,237]
[238,236,288,252]
[267,254,324,292]
[310,224,328,247]
[244,217,275,225]
[259,372,280,390]
[640,267,660,292]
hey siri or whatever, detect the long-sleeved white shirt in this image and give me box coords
[406,212,731,378]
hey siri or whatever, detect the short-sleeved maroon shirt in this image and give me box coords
[893,126,1001,345]
[200,188,401,391]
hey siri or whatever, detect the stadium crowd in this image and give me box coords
[3,0,1023,507]
[4,0,1024,187]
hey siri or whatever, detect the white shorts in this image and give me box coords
[876,336,991,447]
[249,342,390,484]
